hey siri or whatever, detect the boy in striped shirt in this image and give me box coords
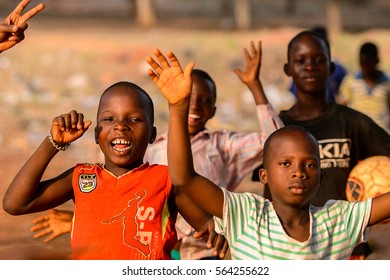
[147,48,390,260]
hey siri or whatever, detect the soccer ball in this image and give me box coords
[346,156,390,202]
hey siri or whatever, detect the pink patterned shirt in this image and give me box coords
[144,104,282,259]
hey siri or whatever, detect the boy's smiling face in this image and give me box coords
[95,85,156,175]
[187,75,216,137]
[284,34,334,96]
[260,127,321,208]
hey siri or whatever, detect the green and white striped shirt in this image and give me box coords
[214,189,372,260]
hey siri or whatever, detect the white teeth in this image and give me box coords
[111,138,132,152]
[112,139,131,145]
[188,113,200,119]
[113,146,131,152]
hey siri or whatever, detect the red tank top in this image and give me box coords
[71,163,177,260]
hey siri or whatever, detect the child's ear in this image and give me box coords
[330,61,336,75]
[259,168,268,185]
[149,126,157,144]
[211,106,216,119]
[283,63,291,77]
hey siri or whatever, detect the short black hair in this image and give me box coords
[287,30,331,62]
[263,125,318,168]
[191,69,217,104]
[359,42,379,60]
[98,81,154,123]
[312,26,328,40]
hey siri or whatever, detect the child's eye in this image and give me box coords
[102,116,114,122]
[294,58,305,65]
[129,117,141,122]
[280,161,290,167]
[306,162,317,168]
[316,57,326,64]
[202,98,213,105]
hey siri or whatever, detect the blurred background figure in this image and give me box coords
[338,42,390,133]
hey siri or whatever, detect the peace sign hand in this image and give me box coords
[0,0,45,52]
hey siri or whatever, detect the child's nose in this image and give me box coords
[114,120,129,131]
[292,166,307,179]
[304,59,318,70]
[190,98,201,109]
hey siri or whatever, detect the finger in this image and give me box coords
[219,241,229,259]
[193,227,207,239]
[206,230,217,248]
[212,235,225,255]
[76,112,85,130]
[258,40,262,53]
[253,41,262,60]
[33,228,51,239]
[233,68,243,77]
[0,24,18,33]
[165,50,184,71]
[16,22,28,31]
[146,56,162,75]
[83,120,92,131]
[32,215,49,223]
[20,3,45,24]
[11,0,31,16]
[147,68,158,82]
[7,34,24,42]
[59,114,71,131]
[153,49,171,70]
[243,47,251,62]
[183,61,195,80]
[250,41,257,56]
[30,223,45,232]
[44,233,60,243]
[68,110,79,129]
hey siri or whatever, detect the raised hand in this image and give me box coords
[234,40,262,85]
[146,49,195,106]
[0,0,45,52]
[51,110,92,146]
[31,209,73,243]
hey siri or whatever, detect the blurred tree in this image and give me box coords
[134,0,156,27]
[326,0,342,35]
[221,0,234,16]
[234,0,251,29]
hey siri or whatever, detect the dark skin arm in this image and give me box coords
[368,192,390,226]
[234,40,269,105]
[0,0,45,53]
[147,49,225,219]
[147,49,228,257]
[3,110,91,215]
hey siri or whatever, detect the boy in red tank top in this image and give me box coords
[3,81,226,259]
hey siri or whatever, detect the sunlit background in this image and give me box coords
[0,0,389,259]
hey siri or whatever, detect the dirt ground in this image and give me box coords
[0,15,389,260]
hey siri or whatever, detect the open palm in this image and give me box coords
[147,49,194,106]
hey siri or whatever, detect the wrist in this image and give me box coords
[168,97,190,109]
[48,131,71,151]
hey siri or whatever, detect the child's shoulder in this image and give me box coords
[223,188,267,206]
